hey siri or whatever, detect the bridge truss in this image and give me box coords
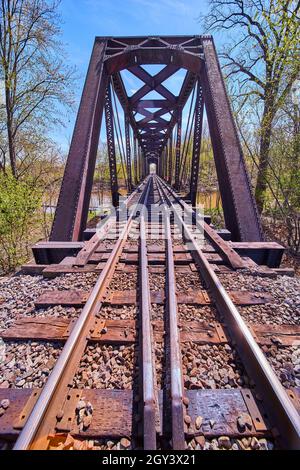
[50,35,263,243]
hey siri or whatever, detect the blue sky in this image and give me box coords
[55,0,211,151]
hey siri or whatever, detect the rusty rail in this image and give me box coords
[75,180,147,267]
[156,180,185,450]
[13,177,152,450]
[139,177,158,449]
[158,178,246,269]
[156,175,300,450]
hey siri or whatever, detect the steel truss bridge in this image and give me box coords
[7,36,300,453]
[50,35,263,244]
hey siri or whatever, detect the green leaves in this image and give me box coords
[0,172,42,272]
[204,0,300,214]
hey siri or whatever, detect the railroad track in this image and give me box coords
[155,176,300,450]
[0,176,300,450]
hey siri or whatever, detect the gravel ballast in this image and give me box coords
[73,344,137,390]
[0,341,62,389]
[182,343,249,390]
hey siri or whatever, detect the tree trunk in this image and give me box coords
[255,101,273,213]
[5,86,17,177]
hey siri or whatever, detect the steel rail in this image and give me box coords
[155,180,185,450]
[75,179,147,267]
[158,177,300,450]
[14,177,152,450]
[158,178,246,269]
[139,176,158,449]
[156,175,300,450]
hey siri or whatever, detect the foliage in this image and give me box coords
[205,207,224,230]
[0,172,42,272]
[0,0,75,176]
[202,0,300,212]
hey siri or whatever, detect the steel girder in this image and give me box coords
[50,35,262,242]
[200,37,262,241]
[163,147,167,179]
[50,40,108,241]
[133,138,138,185]
[125,115,133,192]
[104,84,119,208]
[168,135,173,185]
[174,113,182,190]
[189,81,204,207]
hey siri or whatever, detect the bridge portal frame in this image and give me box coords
[50,35,262,243]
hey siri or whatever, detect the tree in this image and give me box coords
[202,0,300,212]
[0,0,75,176]
[235,93,300,254]
[0,171,42,271]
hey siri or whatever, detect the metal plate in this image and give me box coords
[56,390,82,433]
[186,389,269,437]
[2,388,299,440]
[72,390,133,438]
[241,389,268,432]
[0,389,34,437]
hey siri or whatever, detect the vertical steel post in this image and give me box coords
[141,151,146,179]
[164,147,168,180]
[50,40,108,241]
[168,134,173,185]
[174,113,182,190]
[137,146,140,181]
[201,36,262,241]
[138,146,142,181]
[140,149,143,179]
[189,81,204,207]
[145,156,148,176]
[125,115,133,192]
[134,138,138,185]
[104,83,119,208]
[159,153,163,177]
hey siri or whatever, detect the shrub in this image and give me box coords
[0,173,42,273]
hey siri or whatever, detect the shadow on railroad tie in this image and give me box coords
[131,290,142,449]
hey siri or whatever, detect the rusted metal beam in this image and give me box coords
[168,135,173,185]
[189,81,204,206]
[174,112,182,190]
[129,65,178,104]
[158,178,247,269]
[201,36,263,242]
[133,138,138,185]
[230,241,284,268]
[111,73,141,145]
[159,185,186,450]
[125,115,133,192]
[133,99,175,111]
[104,83,119,207]
[49,33,262,249]
[139,180,158,449]
[160,71,196,152]
[50,40,108,241]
